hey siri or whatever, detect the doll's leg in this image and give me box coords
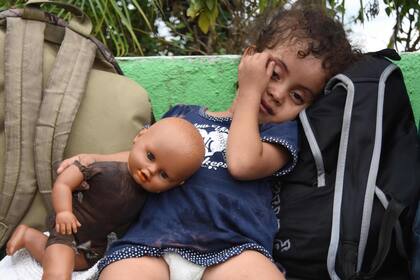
[99,256,169,280]
[202,250,285,280]
[42,243,75,280]
[6,224,48,262]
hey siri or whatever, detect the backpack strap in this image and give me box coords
[299,109,326,187]
[356,64,398,272]
[374,186,407,259]
[0,17,45,246]
[35,27,97,212]
[360,199,405,278]
[325,74,356,280]
[326,62,404,279]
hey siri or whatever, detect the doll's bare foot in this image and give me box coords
[6,224,29,255]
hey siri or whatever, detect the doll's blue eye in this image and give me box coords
[147,152,155,161]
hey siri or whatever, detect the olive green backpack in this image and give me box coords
[0,0,152,248]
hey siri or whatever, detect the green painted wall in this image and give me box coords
[119,53,420,122]
[397,53,420,124]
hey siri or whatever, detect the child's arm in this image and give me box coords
[56,152,129,174]
[227,51,289,180]
[52,164,86,235]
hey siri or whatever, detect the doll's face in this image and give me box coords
[127,120,204,193]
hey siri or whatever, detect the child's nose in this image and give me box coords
[269,89,286,105]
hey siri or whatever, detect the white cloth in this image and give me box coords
[0,248,99,280]
[163,252,205,280]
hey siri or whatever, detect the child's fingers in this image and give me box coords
[243,46,252,56]
[71,221,78,233]
[57,223,67,235]
[66,223,73,235]
[56,155,79,174]
[60,224,65,235]
[266,60,275,76]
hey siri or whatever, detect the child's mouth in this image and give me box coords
[260,100,274,115]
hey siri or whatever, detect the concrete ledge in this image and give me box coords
[118,53,420,122]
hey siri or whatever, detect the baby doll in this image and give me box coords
[5,117,205,280]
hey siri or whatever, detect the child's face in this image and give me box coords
[257,43,328,123]
[127,128,196,193]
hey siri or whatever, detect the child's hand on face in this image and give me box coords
[237,47,275,100]
[55,211,81,235]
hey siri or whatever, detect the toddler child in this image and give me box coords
[6,117,205,280]
[58,3,360,280]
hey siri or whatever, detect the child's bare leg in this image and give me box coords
[6,224,48,262]
[99,256,169,280]
[42,244,75,280]
[202,250,285,280]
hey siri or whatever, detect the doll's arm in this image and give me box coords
[227,51,289,180]
[52,165,86,235]
[56,152,129,174]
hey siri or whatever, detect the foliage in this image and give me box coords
[0,0,419,54]
[383,0,420,51]
[350,0,419,51]
[0,0,163,56]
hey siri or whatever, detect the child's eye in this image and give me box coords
[289,91,305,105]
[146,152,155,161]
[271,71,280,81]
[160,171,169,180]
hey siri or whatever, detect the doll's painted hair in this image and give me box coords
[251,1,361,77]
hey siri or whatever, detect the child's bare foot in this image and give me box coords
[6,224,29,255]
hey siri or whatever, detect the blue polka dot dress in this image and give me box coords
[98,105,298,273]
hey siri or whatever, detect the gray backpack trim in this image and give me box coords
[0,18,45,246]
[357,64,398,272]
[326,64,399,279]
[375,186,407,259]
[325,75,355,280]
[35,27,96,212]
[299,109,326,187]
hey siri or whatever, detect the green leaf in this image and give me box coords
[131,0,154,31]
[259,0,268,11]
[187,4,200,18]
[198,13,210,34]
[209,7,219,25]
[206,0,215,11]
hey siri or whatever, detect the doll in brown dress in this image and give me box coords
[6,117,205,280]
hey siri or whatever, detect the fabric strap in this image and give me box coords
[299,109,325,187]
[326,76,355,280]
[0,17,45,247]
[357,64,398,272]
[361,200,405,278]
[35,27,97,212]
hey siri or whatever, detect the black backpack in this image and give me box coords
[272,49,420,280]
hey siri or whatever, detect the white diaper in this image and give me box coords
[163,252,205,280]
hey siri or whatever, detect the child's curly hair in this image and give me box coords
[252,2,361,78]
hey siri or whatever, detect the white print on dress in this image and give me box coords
[196,125,228,171]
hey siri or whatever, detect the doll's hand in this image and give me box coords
[56,154,96,174]
[237,47,275,99]
[55,211,81,235]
